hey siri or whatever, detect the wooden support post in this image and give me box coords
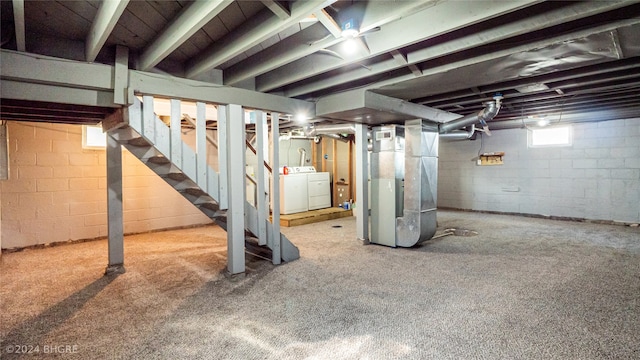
[142,96,155,142]
[217,105,229,210]
[311,137,317,170]
[332,139,338,207]
[255,110,268,246]
[348,139,354,202]
[196,102,207,190]
[225,104,246,275]
[113,45,129,105]
[12,0,25,52]
[170,99,182,169]
[321,137,327,172]
[1,122,9,180]
[271,113,282,265]
[105,133,125,275]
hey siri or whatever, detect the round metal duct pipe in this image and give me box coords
[439,97,501,134]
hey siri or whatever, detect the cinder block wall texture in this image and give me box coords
[1,122,212,249]
[438,118,640,223]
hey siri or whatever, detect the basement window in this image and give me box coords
[82,125,106,149]
[528,125,572,148]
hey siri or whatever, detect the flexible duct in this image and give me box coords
[439,97,501,134]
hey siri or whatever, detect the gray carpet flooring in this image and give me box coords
[1,210,639,359]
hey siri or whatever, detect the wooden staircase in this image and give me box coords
[107,97,299,265]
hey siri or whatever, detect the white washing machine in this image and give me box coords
[279,166,331,214]
[279,173,308,214]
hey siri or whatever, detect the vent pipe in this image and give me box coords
[439,96,502,135]
[304,124,355,142]
[439,125,475,141]
[304,124,356,136]
[298,147,307,166]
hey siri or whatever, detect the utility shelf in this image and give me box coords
[478,152,505,166]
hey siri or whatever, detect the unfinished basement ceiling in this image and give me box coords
[1,0,639,127]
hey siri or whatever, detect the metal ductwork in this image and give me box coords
[370,119,438,247]
[439,125,475,141]
[439,96,502,135]
[484,108,640,131]
[304,123,355,136]
[304,123,355,142]
[316,89,461,125]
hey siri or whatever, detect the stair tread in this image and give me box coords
[148,155,170,164]
[245,237,272,260]
[127,137,150,147]
[117,122,297,264]
[167,173,187,181]
[184,188,207,197]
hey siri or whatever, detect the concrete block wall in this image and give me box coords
[438,118,640,223]
[1,122,212,249]
[278,138,313,168]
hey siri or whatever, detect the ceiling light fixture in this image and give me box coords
[295,113,308,123]
[341,38,358,54]
[341,18,359,38]
[528,115,549,127]
[537,119,550,127]
[515,83,550,93]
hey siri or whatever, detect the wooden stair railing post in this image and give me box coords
[255,110,268,246]
[170,99,182,169]
[271,112,281,265]
[217,105,228,210]
[196,102,207,191]
[225,104,246,275]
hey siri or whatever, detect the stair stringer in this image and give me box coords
[108,115,299,264]
[110,126,225,220]
[245,202,299,262]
